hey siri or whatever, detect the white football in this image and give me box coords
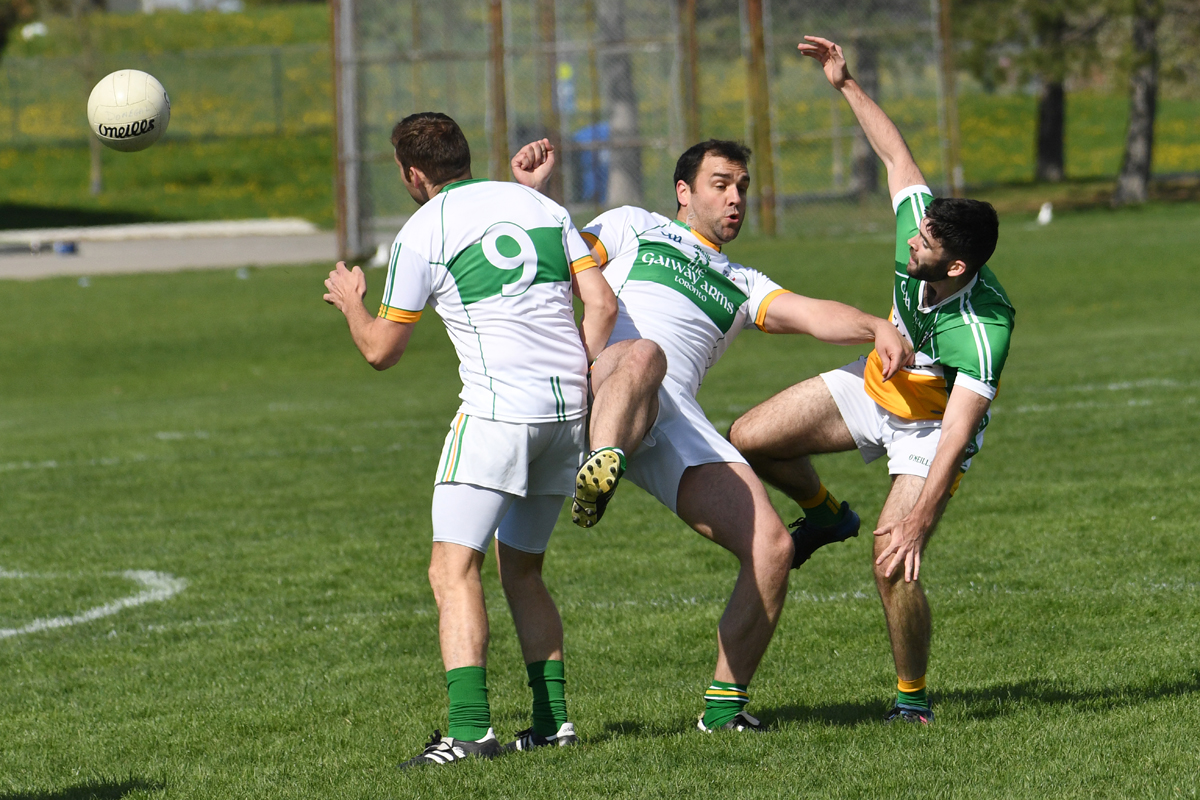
[87,70,171,152]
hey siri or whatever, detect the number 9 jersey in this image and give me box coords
[377,179,599,424]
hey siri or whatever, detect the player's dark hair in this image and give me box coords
[391,112,472,185]
[673,139,751,208]
[924,197,999,274]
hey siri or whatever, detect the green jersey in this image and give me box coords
[863,186,1015,421]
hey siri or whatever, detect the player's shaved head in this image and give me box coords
[391,112,472,186]
[925,198,999,274]
[673,140,751,209]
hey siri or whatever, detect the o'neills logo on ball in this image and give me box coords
[98,118,156,139]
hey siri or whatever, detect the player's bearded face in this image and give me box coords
[906,218,953,282]
[683,156,749,245]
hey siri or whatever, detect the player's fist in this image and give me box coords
[797,36,852,90]
[323,261,367,313]
[511,138,556,193]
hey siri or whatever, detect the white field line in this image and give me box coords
[0,570,187,640]
[112,579,1200,636]
[1025,377,1200,395]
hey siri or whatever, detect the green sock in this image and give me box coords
[446,666,491,741]
[702,680,749,730]
[527,659,568,737]
[897,687,929,710]
[799,484,844,528]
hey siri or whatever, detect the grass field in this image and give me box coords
[2,201,1199,799]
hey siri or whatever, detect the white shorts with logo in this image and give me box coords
[431,413,586,554]
[821,357,981,483]
[623,379,748,515]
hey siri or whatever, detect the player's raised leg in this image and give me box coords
[572,339,666,528]
[730,375,862,568]
[874,474,947,724]
[495,494,579,751]
[676,462,794,731]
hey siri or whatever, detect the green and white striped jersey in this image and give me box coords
[378,179,597,424]
[863,185,1015,421]
[582,206,789,397]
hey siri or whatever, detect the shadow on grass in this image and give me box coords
[758,701,882,728]
[599,718,695,741]
[0,778,162,800]
[757,670,1200,727]
[941,670,1200,720]
[0,204,172,231]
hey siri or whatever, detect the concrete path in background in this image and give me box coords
[0,219,340,280]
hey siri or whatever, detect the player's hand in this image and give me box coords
[323,261,367,313]
[797,36,852,90]
[874,321,914,381]
[511,138,555,193]
[874,513,930,583]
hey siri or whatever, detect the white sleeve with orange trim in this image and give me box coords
[377,236,430,324]
[738,265,790,332]
[564,218,598,274]
[580,205,662,267]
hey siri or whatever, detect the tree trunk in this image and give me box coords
[597,0,642,206]
[1113,0,1162,206]
[849,34,879,199]
[1034,10,1067,183]
[1035,80,1065,182]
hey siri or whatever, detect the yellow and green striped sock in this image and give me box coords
[702,680,749,730]
[799,484,844,529]
[897,676,929,710]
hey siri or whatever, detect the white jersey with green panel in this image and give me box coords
[863,185,1015,429]
[582,206,789,397]
[378,179,597,424]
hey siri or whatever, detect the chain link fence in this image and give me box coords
[0,42,331,146]
[336,0,952,254]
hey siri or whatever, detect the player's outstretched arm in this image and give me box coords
[873,385,991,582]
[511,138,555,194]
[798,35,925,200]
[761,292,913,380]
[572,264,618,363]
[324,261,414,370]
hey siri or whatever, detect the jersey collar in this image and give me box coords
[918,272,978,313]
[440,178,488,192]
[673,220,722,252]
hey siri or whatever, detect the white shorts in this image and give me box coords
[434,412,586,497]
[431,483,566,554]
[821,357,982,483]
[623,380,748,514]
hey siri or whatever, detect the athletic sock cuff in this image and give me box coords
[703,680,749,705]
[897,676,926,693]
[526,659,565,685]
[799,485,830,510]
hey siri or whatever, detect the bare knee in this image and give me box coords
[428,544,482,606]
[729,410,774,461]
[763,523,795,576]
[497,547,544,595]
[626,339,667,384]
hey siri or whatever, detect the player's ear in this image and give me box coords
[676,179,691,208]
[946,258,970,279]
